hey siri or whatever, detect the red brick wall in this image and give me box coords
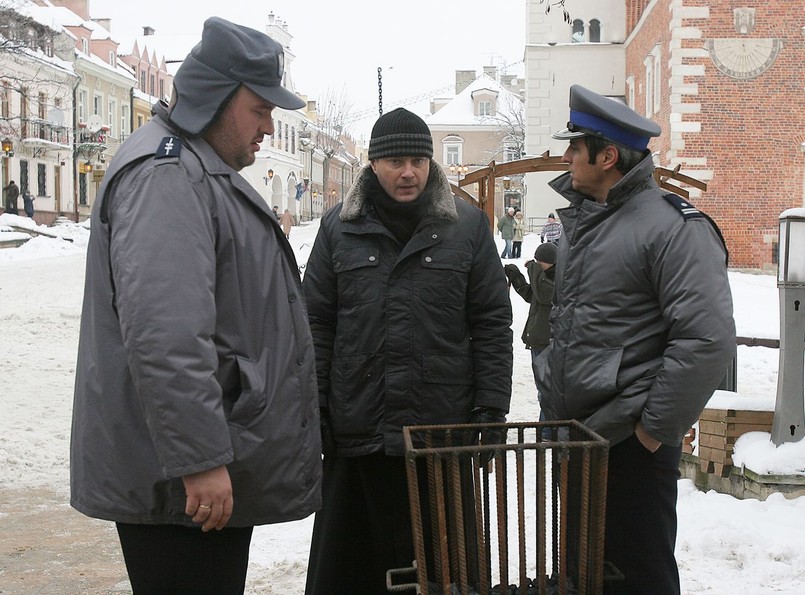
[626,0,805,269]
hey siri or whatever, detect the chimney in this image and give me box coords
[143,26,155,36]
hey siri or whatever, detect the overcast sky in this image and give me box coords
[91,0,528,138]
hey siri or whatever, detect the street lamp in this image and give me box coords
[83,161,93,173]
[263,169,274,185]
[772,208,805,445]
[330,189,336,205]
[1,137,13,157]
[449,164,468,184]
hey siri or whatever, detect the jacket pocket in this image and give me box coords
[227,355,269,428]
[422,353,474,386]
[417,247,471,306]
[567,346,623,397]
[329,353,384,435]
[333,247,380,306]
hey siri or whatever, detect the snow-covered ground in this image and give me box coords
[1,211,803,593]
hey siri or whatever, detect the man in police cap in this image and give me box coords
[537,85,735,594]
[71,17,321,592]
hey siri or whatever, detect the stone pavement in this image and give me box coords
[0,488,130,594]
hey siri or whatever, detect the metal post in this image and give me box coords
[772,209,805,445]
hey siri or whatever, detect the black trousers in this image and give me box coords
[116,523,253,594]
[604,435,682,595]
[305,452,415,595]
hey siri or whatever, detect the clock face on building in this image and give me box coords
[706,38,783,79]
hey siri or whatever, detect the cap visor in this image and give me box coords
[246,82,306,111]
[551,127,587,141]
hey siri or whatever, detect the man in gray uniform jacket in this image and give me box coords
[70,18,321,593]
[539,85,735,594]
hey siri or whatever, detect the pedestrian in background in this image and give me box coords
[70,18,321,594]
[540,212,562,244]
[280,208,294,237]
[538,84,735,594]
[4,180,19,214]
[512,210,526,258]
[498,206,516,258]
[504,241,556,403]
[22,190,34,218]
[303,107,513,595]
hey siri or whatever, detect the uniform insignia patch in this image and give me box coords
[664,193,729,265]
[663,192,702,221]
[155,136,181,159]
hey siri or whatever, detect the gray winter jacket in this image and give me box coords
[303,163,513,456]
[71,102,322,527]
[537,155,735,447]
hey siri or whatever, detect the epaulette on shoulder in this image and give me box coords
[663,192,729,266]
[663,192,702,221]
[154,136,182,160]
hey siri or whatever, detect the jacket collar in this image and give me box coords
[340,160,458,223]
[549,154,657,208]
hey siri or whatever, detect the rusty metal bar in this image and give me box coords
[578,447,592,594]
[516,431,527,593]
[536,444,547,594]
[399,422,609,595]
[495,450,509,589]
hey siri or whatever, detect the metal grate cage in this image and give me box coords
[388,421,612,595]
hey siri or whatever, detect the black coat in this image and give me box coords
[303,163,513,456]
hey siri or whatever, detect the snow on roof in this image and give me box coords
[426,73,523,128]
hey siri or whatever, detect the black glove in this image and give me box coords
[503,264,523,284]
[320,408,336,457]
[469,407,507,466]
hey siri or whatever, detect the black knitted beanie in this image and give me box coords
[368,108,433,160]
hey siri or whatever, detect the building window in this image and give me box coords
[503,140,519,162]
[276,119,282,149]
[150,74,155,96]
[284,123,289,152]
[626,76,635,110]
[644,56,653,117]
[121,104,129,139]
[78,89,87,123]
[1,82,9,119]
[572,19,585,43]
[37,163,46,197]
[652,45,661,114]
[108,50,116,67]
[81,38,89,54]
[442,136,463,165]
[139,70,146,91]
[93,93,103,117]
[79,172,88,205]
[108,99,117,137]
[19,160,29,194]
[479,100,492,116]
[20,88,28,138]
[590,19,601,43]
[159,78,164,100]
[291,126,296,154]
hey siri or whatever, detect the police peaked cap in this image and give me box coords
[552,84,661,151]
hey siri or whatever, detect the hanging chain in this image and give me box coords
[377,67,383,116]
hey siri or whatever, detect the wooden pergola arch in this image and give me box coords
[450,151,708,228]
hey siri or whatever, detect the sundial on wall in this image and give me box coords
[705,7,783,80]
[706,38,783,80]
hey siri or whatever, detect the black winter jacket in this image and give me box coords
[303,163,513,456]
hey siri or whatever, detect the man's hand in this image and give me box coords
[469,407,507,466]
[182,465,233,532]
[635,421,662,453]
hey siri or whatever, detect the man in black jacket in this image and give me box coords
[303,108,513,594]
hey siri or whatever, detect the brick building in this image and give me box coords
[625,0,804,269]
[526,0,804,269]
